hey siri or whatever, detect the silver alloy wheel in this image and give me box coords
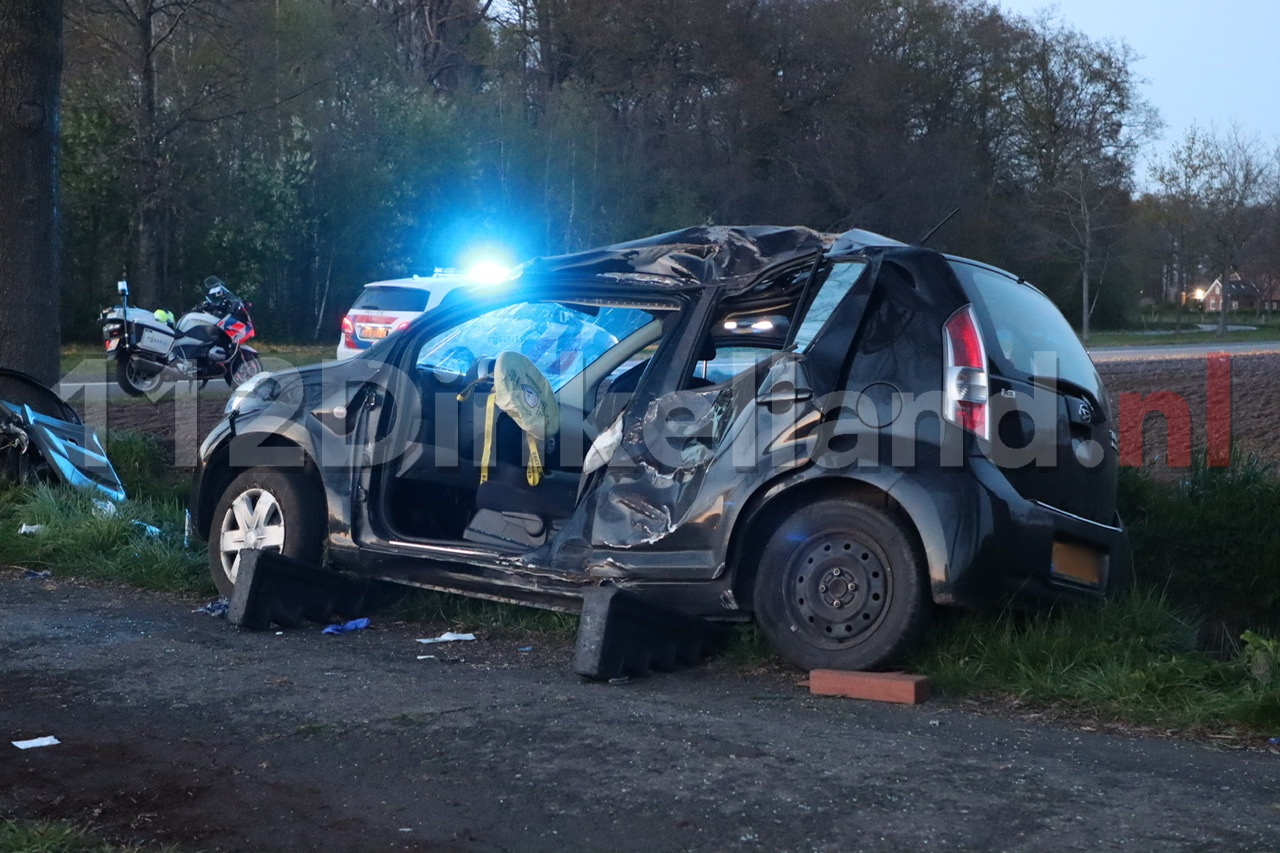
[217,486,286,583]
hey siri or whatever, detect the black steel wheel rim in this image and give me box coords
[784,531,890,648]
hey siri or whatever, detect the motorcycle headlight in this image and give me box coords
[225,371,278,415]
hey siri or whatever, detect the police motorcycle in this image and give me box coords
[100,276,263,396]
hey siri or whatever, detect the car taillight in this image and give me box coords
[341,315,357,348]
[943,305,989,440]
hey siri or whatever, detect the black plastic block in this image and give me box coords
[227,549,396,630]
[573,586,729,680]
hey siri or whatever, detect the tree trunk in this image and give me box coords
[132,0,163,308]
[0,0,63,386]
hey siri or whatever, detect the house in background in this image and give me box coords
[1202,272,1260,312]
[1258,278,1280,312]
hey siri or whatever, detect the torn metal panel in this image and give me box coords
[526,225,832,291]
[586,354,820,556]
[0,368,127,501]
[590,383,735,548]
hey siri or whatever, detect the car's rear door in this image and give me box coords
[951,260,1118,525]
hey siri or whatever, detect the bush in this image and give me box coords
[1119,454,1280,637]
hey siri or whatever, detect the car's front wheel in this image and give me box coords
[752,497,929,671]
[208,468,323,597]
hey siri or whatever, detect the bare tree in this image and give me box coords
[1151,125,1277,334]
[0,0,63,385]
[1008,17,1157,340]
[66,0,254,307]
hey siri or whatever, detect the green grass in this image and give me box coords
[0,819,185,853]
[390,589,579,639]
[0,482,209,594]
[913,590,1280,732]
[1086,324,1280,347]
[103,429,188,504]
[909,452,1280,734]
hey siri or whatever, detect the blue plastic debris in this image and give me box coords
[22,569,52,579]
[518,646,533,652]
[322,617,370,635]
[1270,737,1280,745]
[192,597,229,617]
[132,520,162,537]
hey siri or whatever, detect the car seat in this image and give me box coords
[463,351,578,550]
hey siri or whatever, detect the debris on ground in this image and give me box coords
[12,736,60,749]
[416,631,477,644]
[18,524,43,535]
[322,618,371,635]
[192,597,229,617]
[0,368,127,500]
[21,569,51,579]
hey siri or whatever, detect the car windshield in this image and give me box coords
[949,259,1101,395]
[416,301,652,390]
[353,286,430,312]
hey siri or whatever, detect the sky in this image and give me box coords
[991,0,1280,176]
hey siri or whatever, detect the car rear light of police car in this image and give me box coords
[943,305,989,440]
[341,315,357,348]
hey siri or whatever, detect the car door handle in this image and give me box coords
[756,386,813,406]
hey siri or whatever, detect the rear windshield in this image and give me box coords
[352,285,429,312]
[948,260,1101,395]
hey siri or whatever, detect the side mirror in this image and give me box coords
[116,280,129,295]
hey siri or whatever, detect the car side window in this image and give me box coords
[415,301,650,391]
[692,346,777,384]
[791,260,869,350]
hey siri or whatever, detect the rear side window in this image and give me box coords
[792,260,869,350]
[949,260,1099,392]
[352,286,430,312]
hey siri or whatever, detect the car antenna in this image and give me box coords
[916,208,959,246]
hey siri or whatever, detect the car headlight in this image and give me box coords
[225,371,278,414]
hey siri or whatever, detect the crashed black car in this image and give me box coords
[188,226,1129,670]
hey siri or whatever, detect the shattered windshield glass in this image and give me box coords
[416,302,652,389]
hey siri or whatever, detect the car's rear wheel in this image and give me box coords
[208,468,323,597]
[753,497,929,671]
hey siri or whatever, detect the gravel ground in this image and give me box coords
[3,572,1280,853]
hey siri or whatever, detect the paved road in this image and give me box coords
[1089,340,1280,362]
[2,573,1277,852]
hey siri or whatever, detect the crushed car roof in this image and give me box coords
[520,225,911,294]
[522,225,832,287]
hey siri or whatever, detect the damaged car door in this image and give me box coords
[581,257,875,588]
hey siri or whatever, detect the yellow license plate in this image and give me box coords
[359,326,389,339]
[1051,541,1103,586]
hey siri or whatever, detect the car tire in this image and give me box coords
[208,468,324,597]
[752,497,930,671]
[116,357,163,397]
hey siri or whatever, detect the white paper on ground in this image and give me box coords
[13,736,60,749]
[415,632,476,644]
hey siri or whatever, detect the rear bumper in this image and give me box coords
[896,458,1130,609]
